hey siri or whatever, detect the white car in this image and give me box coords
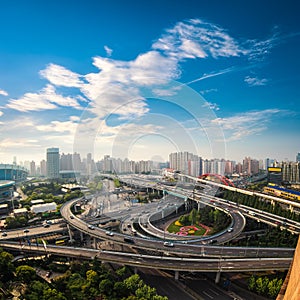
[163,241,174,247]
[105,231,114,236]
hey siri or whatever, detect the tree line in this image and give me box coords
[0,248,168,300]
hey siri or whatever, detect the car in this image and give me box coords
[88,225,95,230]
[23,229,29,233]
[105,231,114,236]
[70,215,74,219]
[227,227,233,233]
[1,232,7,237]
[163,241,174,247]
[46,220,52,224]
[43,224,50,228]
[46,271,52,278]
[124,237,134,244]
[209,239,218,244]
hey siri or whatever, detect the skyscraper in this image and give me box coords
[40,159,47,177]
[296,153,300,162]
[46,148,60,179]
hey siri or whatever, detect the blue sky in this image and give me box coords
[0,0,299,164]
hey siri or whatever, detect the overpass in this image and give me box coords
[1,175,298,283]
[0,241,292,276]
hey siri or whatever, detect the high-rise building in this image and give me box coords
[296,153,300,162]
[29,161,36,176]
[72,152,82,172]
[40,159,47,177]
[169,152,200,176]
[243,157,259,175]
[103,155,112,173]
[60,153,73,171]
[282,162,300,183]
[46,148,60,179]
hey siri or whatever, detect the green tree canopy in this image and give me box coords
[16,265,36,284]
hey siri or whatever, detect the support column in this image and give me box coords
[175,271,179,281]
[134,267,138,274]
[67,224,73,243]
[80,231,84,242]
[289,204,294,212]
[215,271,221,284]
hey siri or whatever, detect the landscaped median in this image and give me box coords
[166,207,231,237]
[167,220,210,236]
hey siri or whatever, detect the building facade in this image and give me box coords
[0,164,28,182]
[46,148,60,179]
[282,162,300,184]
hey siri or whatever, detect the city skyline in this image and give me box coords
[0,1,299,163]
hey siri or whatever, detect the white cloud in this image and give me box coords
[6,84,82,112]
[202,102,220,111]
[246,36,277,62]
[200,88,218,95]
[244,76,268,86]
[78,50,179,120]
[186,67,235,85]
[36,119,79,133]
[8,18,250,122]
[40,63,84,87]
[0,89,8,96]
[212,109,283,141]
[104,45,113,57]
[153,19,246,60]
[0,111,3,117]
[3,17,290,163]
[0,138,40,149]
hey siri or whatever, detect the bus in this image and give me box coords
[55,235,69,245]
[55,240,65,245]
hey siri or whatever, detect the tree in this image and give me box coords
[66,273,86,299]
[116,266,131,280]
[16,265,36,283]
[0,248,15,282]
[113,282,129,298]
[268,278,283,299]
[189,208,198,225]
[86,270,99,287]
[99,278,113,296]
[124,274,143,294]
[248,275,256,291]
[135,284,157,299]
[43,288,67,300]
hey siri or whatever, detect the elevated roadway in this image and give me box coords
[0,241,292,273]
[60,198,294,259]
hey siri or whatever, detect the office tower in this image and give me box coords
[40,159,47,176]
[24,160,31,171]
[72,152,82,172]
[30,161,36,176]
[103,155,112,172]
[169,152,200,176]
[60,153,73,170]
[282,162,300,183]
[296,153,300,162]
[46,148,60,179]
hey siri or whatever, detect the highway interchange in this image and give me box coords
[1,175,299,280]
